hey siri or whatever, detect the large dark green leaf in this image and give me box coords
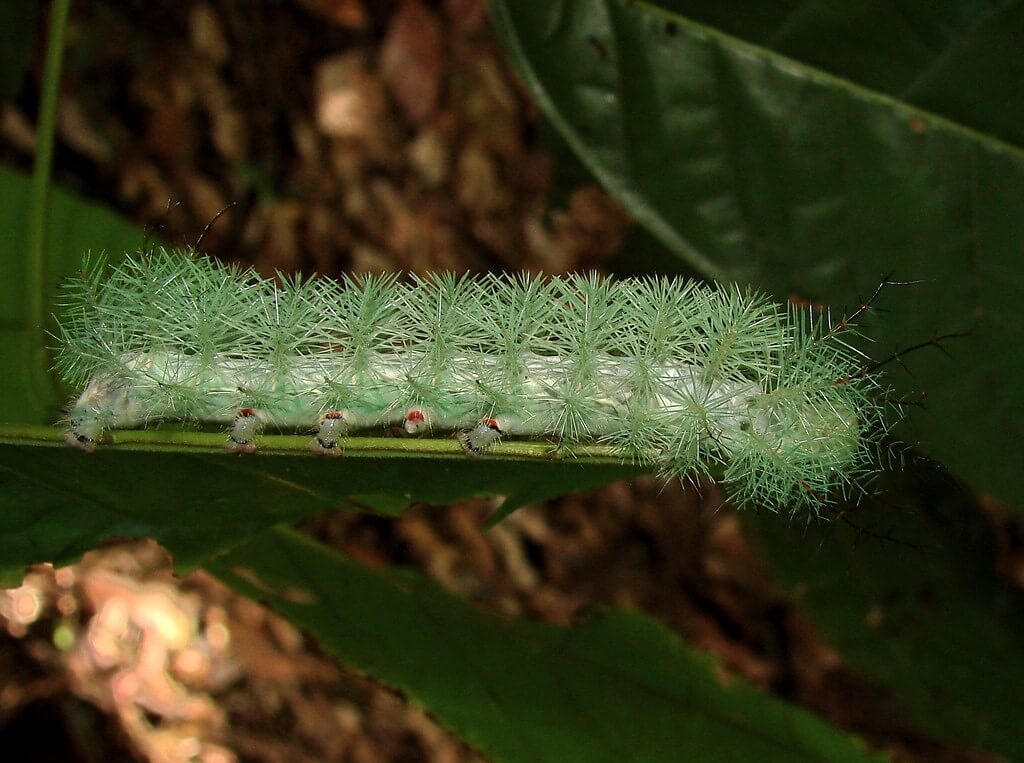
[743,467,1024,760]
[0,166,148,425]
[0,429,634,585]
[655,0,1024,148]
[485,0,1024,509]
[208,526,885,763]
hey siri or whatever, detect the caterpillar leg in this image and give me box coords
[403,408,429,434]
[226,408,261,454]
[65,409,105,452]
[310,411,347,457]
[458,418,503,456]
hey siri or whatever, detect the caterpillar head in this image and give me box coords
[65,407,105,452]
[721,397,866,511]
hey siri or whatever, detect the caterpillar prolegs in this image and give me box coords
[55,247,889,513]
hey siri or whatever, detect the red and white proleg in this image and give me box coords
[458,417,503,456]
[403,408,428,434]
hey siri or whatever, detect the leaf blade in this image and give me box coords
[0,166,149,425]
[744,467,1024,760]
[0,431,634,584]
[208,526,886,763]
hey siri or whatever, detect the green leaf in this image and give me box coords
[0,429,634,585]
[208,526,885,763]
[0,0,35,101]
[485,0,1024,509]
[744,465,1024,759]
[652,0,1024,149]
[0,166,148,425]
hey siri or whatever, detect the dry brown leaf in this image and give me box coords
[380,0,445,125]
[295,0,369,29]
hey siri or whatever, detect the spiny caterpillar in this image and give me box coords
[54,247,890,513]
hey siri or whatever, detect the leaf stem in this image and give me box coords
[0,423,644,467]
[25,0,72,390]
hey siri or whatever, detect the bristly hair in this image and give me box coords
[53,246,893,515]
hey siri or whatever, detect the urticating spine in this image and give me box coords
[55,247,888,512]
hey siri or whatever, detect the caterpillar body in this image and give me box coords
[55,247,888,513]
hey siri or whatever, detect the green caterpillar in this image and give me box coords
[54,247,889,513]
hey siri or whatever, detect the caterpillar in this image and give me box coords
[54,247,889,513]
